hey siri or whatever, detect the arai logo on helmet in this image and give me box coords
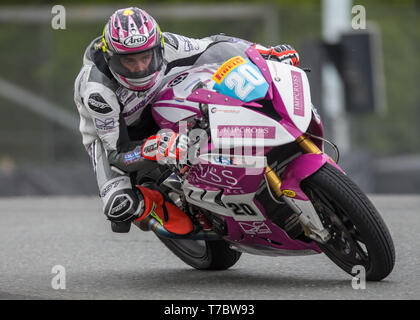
[123,35,148,48]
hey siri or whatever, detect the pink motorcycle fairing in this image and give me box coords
[150,46,343,256]
[183,156,322,255]
[280,153,343,201]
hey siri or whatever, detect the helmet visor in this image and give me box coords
[108,46,163,80]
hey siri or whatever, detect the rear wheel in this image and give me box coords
[301,163,395,281]
[139,165,242,270]
[158,237,242,270]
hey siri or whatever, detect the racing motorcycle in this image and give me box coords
[133,43,395,281]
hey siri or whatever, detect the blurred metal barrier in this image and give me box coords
[0,4,278,134]
[0,77,79,132]
[0,4,279,44]
[375,154,420,194]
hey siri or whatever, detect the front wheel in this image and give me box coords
[158,237,242,270]
[301,163,395,281]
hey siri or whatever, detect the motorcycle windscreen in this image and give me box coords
[211,56,269,102]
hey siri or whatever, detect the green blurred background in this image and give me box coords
[0,0,419,195]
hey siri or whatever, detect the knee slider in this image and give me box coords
[104,188,143,222]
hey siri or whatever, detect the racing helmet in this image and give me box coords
[102,8,165,91]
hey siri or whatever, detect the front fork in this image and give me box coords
[265,134,331,243]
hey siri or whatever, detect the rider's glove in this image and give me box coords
[254,44,300,67]
[141,131,189,165]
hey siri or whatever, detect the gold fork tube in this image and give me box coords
[265,166,283,198]
[265,135,326,238]
[296,135,322,154]
[265,135,323,198]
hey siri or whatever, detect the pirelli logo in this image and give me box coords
[212,56,247,84]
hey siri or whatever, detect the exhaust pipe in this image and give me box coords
[133,217,221,240]
[149,219,221,240]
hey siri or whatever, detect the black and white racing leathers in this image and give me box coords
[74,32,223,223]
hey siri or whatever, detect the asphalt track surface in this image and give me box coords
[0,195,419,300]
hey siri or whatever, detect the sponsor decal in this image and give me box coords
[123,9,134,16]
[141,137,159,160]
[115,87,136,105]
[163,33,179,50]
[223,188,246,195]
[213,155,236,166]
[217,125,276,139]
[123,35,148,48]
[212,59,268,102]
[211,155,258,167]
[282,189,296,198]
[94,118,115,131]
[183,78,201,92]
[122,85,160,117]
[143,142,158,154]
[100,178,125,198]
[110,197,130,215]
[87,93,113,114]
[188,165,239,189]
[228,37,241,43]
[311,104,321,124]
[168,73,188,87]
[124,148,143,164]
[211,107,240,114]
[180,36,199,52]
[212,56,247,84]
[291,70,305,117]
[238,222,272,235]
[116,87,129,101]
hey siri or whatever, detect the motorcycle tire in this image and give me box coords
[301,163,395,281]
[157,237,242,270]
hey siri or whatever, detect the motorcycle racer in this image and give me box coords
[73,7,300,234]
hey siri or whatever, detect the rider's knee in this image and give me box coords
[100,176,144,223]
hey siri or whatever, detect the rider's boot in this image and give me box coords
[134,186,193,235]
